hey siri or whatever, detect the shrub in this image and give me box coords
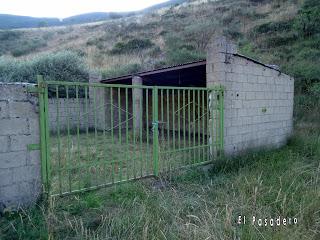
[263,32,297,47]
[164,35,204,65]
[183,20,217,51]
[0,57,34,82]
[166,48,204,65]
[32,51,89,82]
[253,20,294,35]
[0,30,23,55]
[110,38,154,54]
[11,38,47,57]
[0,30,22,41]
[0,51,89,83]
[294,0,320,37]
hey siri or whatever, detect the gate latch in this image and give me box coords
[152,121,159,132]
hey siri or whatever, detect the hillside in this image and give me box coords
[0,0,187,29]
[0,0,319,121]
[0,14,61,29]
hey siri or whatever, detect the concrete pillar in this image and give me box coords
[132,76,143,132]
[206,35,237,158]
[89,72,110,130]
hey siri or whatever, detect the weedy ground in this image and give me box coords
[48,130,209,195]
[0,125,319,240]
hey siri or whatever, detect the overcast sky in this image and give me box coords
[0,0,168,18]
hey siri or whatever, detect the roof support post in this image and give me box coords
[89,72,109,130]
[132,76,143,134]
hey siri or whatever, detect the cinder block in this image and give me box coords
[17,180,41,204]
[27,150,40,166]
[28,118,40,137]
[232,100,242,109]
[0,84,30,102]
[12,165,40,183]
[258,76,266,84]
[0,136,9,153]
[0,151,26,169]
[0,168,13,186]
[232,65,243,74]
[0,184,20,202]
[0,101,9,119]
[10,135,32,151]
[232,134,243,144]
[9,101,37,118]
[0,118,29,135]
[255,92,265,100]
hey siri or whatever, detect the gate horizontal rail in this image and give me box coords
[38,77,224,197]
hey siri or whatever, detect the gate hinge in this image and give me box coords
[26,85,45,94]
[27,144,40,151]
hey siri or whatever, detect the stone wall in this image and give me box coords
[206,36,294,155]
[0,83,41,210]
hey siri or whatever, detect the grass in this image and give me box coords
[49,130,211,196]
[0,125,319,239]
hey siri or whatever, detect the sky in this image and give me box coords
[0,0,169,19]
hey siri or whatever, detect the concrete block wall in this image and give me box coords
[206,36,294,155]
[0,83,41,210]
[48,98,94,132]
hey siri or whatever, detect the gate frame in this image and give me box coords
[36,76,224,197]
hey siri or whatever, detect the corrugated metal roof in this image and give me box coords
[100,59,206,83]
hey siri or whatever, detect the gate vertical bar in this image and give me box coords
[219,87,224,156]
[152,86,159,176]
[37,75,50,194]
[44,82,51,193]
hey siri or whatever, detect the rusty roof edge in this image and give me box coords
[232,53,282,73]
[100,59,206,83]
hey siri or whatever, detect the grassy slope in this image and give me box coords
[0,1,318,91]
[0,1,305,70]
[1,0,319,94]
[0,126,319,239]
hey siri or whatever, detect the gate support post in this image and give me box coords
[37,75,50,195]
[152,86,159,176]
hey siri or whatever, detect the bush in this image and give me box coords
[0,51,89,83]
[11,38,47,57]
[294,0,320,37]
[101,63,142,79]
[110,38,154,54]
[0,30,22,41]
[166,48,204,65]
[294,82,320,122]
[164,35,204,65]
[0,31,47,57]
[0,57,34,82]
[263,32,297,47]
[0,30,23,55]
[253,20,294,35]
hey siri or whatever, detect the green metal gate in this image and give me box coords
[37,76,224,197]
